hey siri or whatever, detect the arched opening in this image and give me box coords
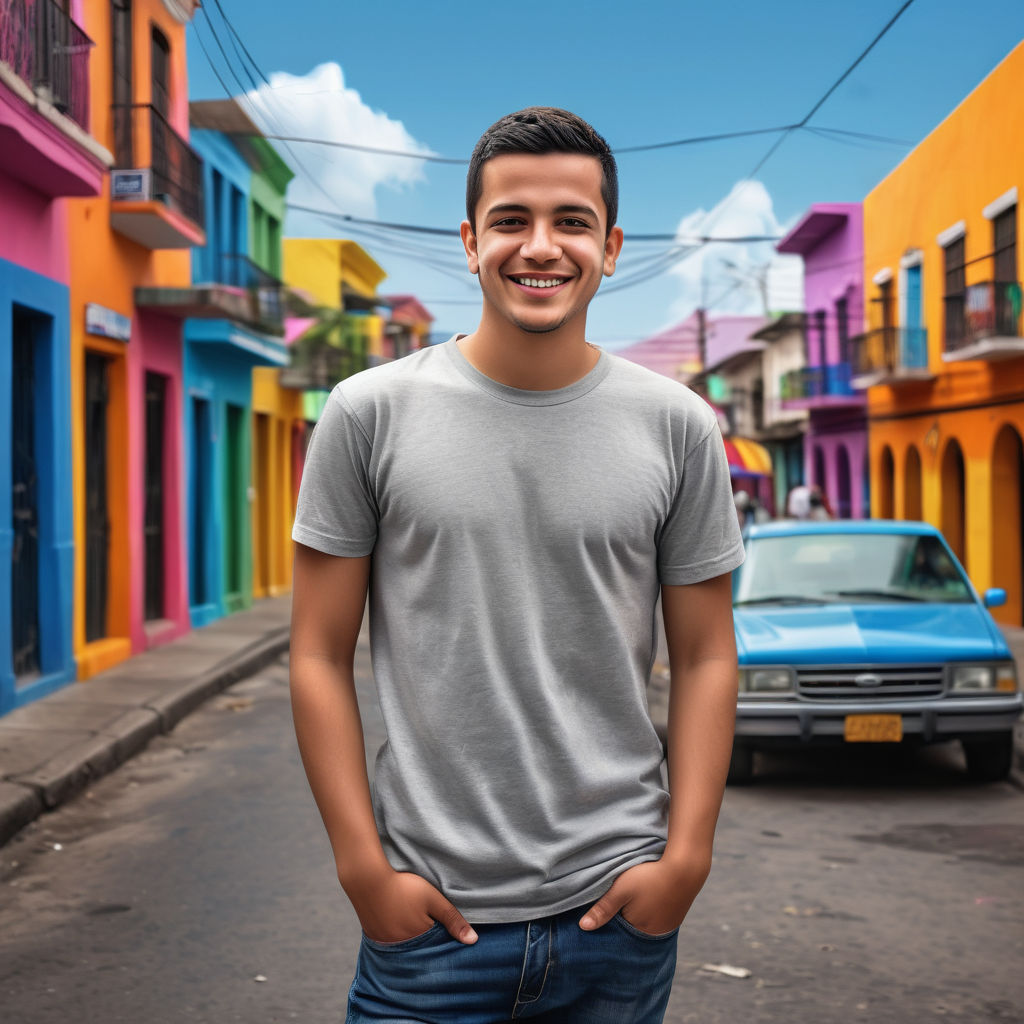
[836,445,851,519]
[940,439,966,564]
[991,425,1024,624]
[878,446,895,519]
[904,445,923,521]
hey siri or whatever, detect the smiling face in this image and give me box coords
[460,153,623,339]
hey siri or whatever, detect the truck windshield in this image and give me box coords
[735,533,973,606]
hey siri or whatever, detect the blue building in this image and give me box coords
[136,99,292,627]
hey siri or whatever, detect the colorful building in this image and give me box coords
[67,0,205,679]
[136,98,293,626]
[1,0,112,711]
[856,40,1024,624]
[382,294,434,360]
[777,204,869,518]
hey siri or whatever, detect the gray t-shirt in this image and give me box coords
[292,337,744,922]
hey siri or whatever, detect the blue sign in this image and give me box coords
[85,303,132,342]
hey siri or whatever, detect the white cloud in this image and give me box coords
[667,181,804,319]
[240,62,433,229]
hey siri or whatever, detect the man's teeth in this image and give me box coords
[513,277,567,288]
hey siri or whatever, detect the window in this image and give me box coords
[943,235,966,348]
[813,310,826,365]
[150,27,170,118]
[994,206,1017,282]
[836,296,849,365]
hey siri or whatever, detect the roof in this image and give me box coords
[383,294,434,325]
[745,519,940,538]
[750,311,805,342]
[776,203,858,255]
[189,99,262,137]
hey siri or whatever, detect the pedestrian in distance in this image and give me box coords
[289,106,745,1024]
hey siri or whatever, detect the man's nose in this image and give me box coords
[520,224,561,262]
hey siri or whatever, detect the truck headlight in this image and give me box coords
[950,662,1018,693]
[739,667,795,696]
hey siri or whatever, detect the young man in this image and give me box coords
[289,107,744,1023]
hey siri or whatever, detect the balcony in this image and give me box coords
[780,363,865,410]
[0,0,110,197]
[280,324,368,391]
[137,255,286,363]
[849,327,934,389]
[942,281,1024,362]
[109,103,205,249]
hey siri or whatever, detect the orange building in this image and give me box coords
[856,41,1024,624]
[68,0,205,677]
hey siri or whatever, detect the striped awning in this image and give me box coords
[723,436,773,477]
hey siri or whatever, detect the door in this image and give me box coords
[11,308,40,678]
[223,403,245,608]
[190,397,210,607]
[904,264,925,367]
[144,372,166,621]
[85,353,110,642]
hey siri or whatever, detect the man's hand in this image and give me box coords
[343,863,479,945]
[578,850,712,936]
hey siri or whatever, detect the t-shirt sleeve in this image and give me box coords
[291,390,378,557]
[657,422,745,585]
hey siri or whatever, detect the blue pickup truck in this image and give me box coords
[730,520,1022,784]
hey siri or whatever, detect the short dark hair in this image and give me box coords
[466,107,618,235]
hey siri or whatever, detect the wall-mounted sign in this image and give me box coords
[86,303,132,342]
[111,168,151,201]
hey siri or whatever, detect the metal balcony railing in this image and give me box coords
[0,0,93,129]
[850,326,929,379]
[944,281,1023,354]
[111,103,204,227]
[781,363,857,400]
[220,253,284,329]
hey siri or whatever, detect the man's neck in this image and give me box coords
[457,320,600,391]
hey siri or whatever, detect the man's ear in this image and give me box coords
[460,220,480,275]
[604,225,624,277]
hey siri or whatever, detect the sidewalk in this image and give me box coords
[0,596,292,846]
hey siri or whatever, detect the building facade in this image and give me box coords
[777,204,869,518]
[858,40,1024,624]
[0,0,112,711]
[67,0,204,679]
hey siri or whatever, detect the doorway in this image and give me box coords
[11,308,41,679]
[84,352,110,643]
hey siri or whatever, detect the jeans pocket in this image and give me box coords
[612,911,679,942]
[361,920,446,952]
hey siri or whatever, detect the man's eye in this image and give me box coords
[493,217,525,227]
[560,218,589,229]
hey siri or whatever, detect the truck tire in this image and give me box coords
[727,743,755,785]
[962,732,1014,783]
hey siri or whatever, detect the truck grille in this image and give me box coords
[797,665,945,701]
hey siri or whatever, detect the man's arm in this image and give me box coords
[290,542,477,944]
[580,571,737,933]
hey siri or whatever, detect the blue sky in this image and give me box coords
[186,0,1024,347]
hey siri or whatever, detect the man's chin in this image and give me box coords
[510,316,568,335]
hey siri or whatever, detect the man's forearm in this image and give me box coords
[290,652,390,884]
[663,653,737,860]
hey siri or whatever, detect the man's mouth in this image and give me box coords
[509,276,570,290]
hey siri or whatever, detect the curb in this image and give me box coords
[0,626,290,848]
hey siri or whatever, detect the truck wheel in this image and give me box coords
[962,733,1014,782]
[727,743,755,785]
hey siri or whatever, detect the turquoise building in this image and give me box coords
[135,99,293,627]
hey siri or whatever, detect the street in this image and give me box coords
[1,645,1023,1024]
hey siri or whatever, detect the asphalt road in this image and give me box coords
[1,648,1023,1024]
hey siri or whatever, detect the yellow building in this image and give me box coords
[856,41,1024,624]
[282,238,387,369]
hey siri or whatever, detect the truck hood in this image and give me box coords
[734,603,1008,664]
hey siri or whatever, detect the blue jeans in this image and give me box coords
[345,903,678,1023]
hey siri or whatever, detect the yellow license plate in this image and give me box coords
[844,714,903,742]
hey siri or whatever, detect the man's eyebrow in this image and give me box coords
[484,202,600,220]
